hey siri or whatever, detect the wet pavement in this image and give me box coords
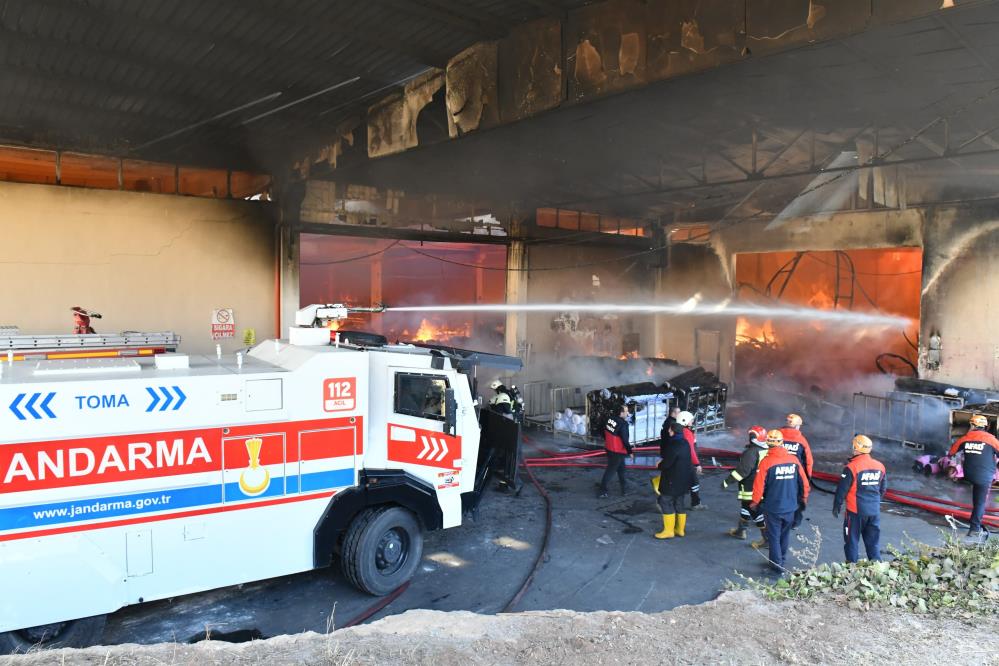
[99,427,960,645]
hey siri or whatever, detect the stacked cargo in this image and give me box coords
[665,367,728,433]
[586,382,675,445]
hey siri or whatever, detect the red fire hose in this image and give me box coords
[524,438,999,528]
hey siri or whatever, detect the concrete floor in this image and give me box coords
[99,427,962,646]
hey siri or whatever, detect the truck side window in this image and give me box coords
[394,373,448,421]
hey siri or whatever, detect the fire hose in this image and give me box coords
[495,436,998,619]
[523,439,999,527]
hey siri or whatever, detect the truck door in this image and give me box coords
[385,370,462,473]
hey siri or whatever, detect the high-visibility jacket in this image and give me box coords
[948,429,999,485]
[779,427,813,478]
[833,453,887,515]
[604,415,632,455]
[751,446,809,514]
[724,444,767,501]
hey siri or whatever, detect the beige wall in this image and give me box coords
[919,205,999,388]
[0,181,276,355]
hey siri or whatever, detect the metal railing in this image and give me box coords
[852,392,923,449]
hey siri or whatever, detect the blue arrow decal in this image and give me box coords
[24,393,42,420]
[39,392,56,419]
[158,386,173,412]
[172,386,186,410]
[146,387,160,412]
[9,393,26,421]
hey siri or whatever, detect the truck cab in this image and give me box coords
[0,309,520,652]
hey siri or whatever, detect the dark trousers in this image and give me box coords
[843,511,881,563]
[739,499,765,526]
[658,493,688,514]
[600,452,627,493]
[969,482,992,534]
[690,468,701,506]
[764,510,795,570]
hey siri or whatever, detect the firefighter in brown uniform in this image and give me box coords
[722,425,769,541]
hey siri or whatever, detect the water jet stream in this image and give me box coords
[386,301,910,328]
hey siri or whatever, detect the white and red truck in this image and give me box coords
[0,305,521,652]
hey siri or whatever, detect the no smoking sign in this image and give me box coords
[212,308,236,340]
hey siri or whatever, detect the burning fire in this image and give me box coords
[406,319,472,343]
[323,319,342,331]
[735,317,777,345]
[618,351,640,360]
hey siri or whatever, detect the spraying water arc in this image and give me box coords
[386,301,911,328]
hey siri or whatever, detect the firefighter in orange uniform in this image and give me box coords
[948,414,999,542]
[751,430,809,574]
[832,435,887,563]
[780,413,813,528]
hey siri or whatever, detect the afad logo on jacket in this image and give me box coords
[773,464,798,480]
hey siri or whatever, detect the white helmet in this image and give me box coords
[677,411,694,427]
[490,393,512,406]
[489,379,502,390]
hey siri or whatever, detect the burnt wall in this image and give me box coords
[523,243,657,367]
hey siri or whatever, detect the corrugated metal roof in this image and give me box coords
[0,0,589,169]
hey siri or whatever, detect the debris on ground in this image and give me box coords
[740,536,999,618]
[595,534,615,545]
[8,589,999,665]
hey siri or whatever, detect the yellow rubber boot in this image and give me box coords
[676,514,687,537]
[654,514,676,539]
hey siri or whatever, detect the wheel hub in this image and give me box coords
[375,528,407,574]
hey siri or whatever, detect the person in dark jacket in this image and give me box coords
[599,405,634,498]
[652,421,694,539]
[833,435,887,563]
[722,425,768,541]
[948,414,999,541]
[751,429,809,573]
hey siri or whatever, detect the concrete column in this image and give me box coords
[278,225,300,339]
[504,240,528,360]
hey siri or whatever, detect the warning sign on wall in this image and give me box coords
[211,308,236,340]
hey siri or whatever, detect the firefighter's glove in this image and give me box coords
[832,506,840,518]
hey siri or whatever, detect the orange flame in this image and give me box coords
[736,317,777,345]
[408,319,472,343]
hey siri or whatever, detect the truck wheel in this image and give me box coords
[341,506,423,596]
[0,615,106,654]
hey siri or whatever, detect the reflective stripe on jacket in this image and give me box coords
[726,445,766,501]
[833,453,886,515]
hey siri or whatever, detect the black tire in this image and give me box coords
[0,615,106,654]
[340,506,423,596]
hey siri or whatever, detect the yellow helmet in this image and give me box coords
[969,414,989,429]
[786,413,803,428]
[852,434,873,454]
[766,429,784,447]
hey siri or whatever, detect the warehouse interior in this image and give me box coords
[2,0,999,653]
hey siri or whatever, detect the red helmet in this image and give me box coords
[748,425,767,447]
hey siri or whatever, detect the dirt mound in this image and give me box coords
[6,591,998,665]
